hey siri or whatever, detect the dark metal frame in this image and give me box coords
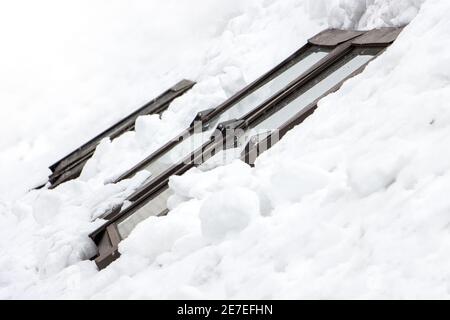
[89,27,403,270]
[241,49,386,165]
[43,79,196,189]
[239,27,403,165]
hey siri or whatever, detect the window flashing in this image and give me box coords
[351,27,404,46]
[308,29,365,47]
[189,108,217,128]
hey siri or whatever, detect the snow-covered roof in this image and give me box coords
[89,27,403,270]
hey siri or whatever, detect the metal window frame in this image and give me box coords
[42,79,196,189]
[239,27,404,165]
[89,27,403,269]
[241,48,387,165]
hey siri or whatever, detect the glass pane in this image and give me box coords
[253,54,374,132]
[222,49,329,120]
[142,124,217,182]
[199,148,242,171]
[117,188,172,238]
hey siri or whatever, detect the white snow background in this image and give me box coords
[2,0,448,298]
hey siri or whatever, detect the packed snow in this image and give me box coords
[4,0,450,299]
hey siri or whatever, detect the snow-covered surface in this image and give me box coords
[4,0,450,299]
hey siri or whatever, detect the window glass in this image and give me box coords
[117,188,172,238]
[222,49,329,120]
[253,54,374,132]
[142,124,217,181]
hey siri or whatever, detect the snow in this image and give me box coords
[0,0,245,199]
[3,0,449,299]
[200,187,261,243]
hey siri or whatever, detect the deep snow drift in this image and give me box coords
[3,0,449,299]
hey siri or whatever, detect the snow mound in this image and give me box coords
[200,187,261,242]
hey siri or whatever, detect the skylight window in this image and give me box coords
[44,79,196,189]
[89,27,403,270]
[251,49,376,133]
